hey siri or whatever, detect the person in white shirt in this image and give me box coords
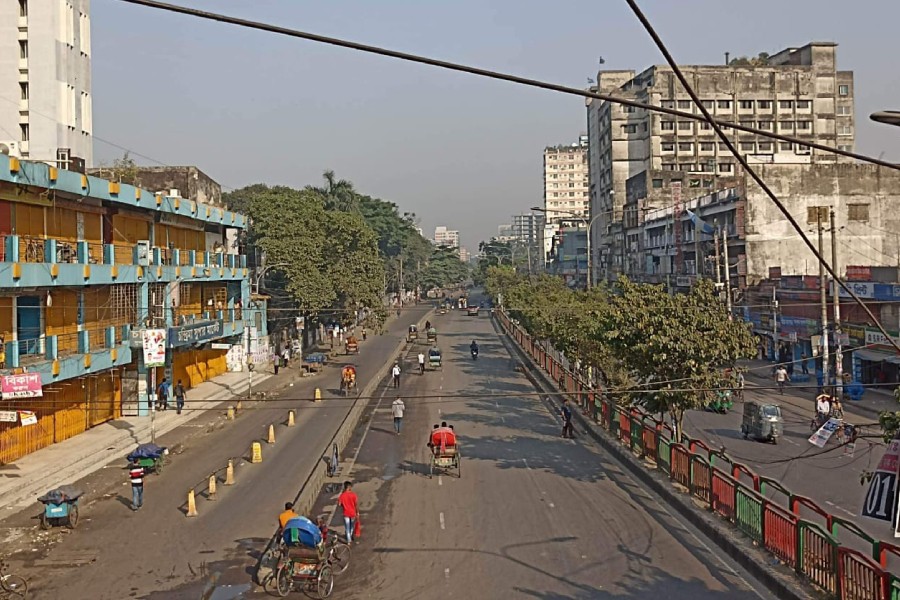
[774,366,789,395]
[391,397,406,434]
[391,363,401,388]
[417,352,426,375]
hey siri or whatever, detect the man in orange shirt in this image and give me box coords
[278,501,299,530]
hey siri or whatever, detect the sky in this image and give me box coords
[93,0,900,250]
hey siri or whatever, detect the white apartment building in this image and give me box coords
[458,247,469,263]
[543,140,589,224]
[0,0,93,169]
[586,42,855,282]
[433,226,459,249]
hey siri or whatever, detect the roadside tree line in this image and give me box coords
[484,267,756,439]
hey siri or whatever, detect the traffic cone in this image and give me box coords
[208,475,217,501]
[267,424,276,444]
[186,489,198,517]
[288,410,295,427]
[225,460,235,485]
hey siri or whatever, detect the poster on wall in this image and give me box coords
[18,411,37,426]
[0,410,17,422]
[142,329,167,367]
[1,373,43,399]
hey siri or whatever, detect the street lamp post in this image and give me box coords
[531,207,604,289]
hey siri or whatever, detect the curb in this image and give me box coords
[495,317,816,600]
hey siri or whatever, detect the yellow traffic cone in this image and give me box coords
[288,410,295,427]
[225,460,235,485]
[208,475,217,501]
[267,424,276,444]
[186,489,198,517]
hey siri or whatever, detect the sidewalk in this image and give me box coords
[738,358,898,419]
[0,367,275,512]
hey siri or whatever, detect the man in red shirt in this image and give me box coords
[338,481,358,544]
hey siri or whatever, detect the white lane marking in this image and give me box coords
[784,438,798,446]
[549,503,555,508]
[438,408,442,416]
[825,500,835,507]
[499,416,505,424]
[523,458,530,470]
[438,475,442,486]
[439,512,446,530]
[444,568,450,579]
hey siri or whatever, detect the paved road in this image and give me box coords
[681,374,890,543]
[0,307,430,600]
[299,302,774,600]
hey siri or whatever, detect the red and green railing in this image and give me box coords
[497,309,899,600]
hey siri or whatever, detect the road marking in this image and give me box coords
[438,408,442,416]
[549,502,555,508]
[444,568,450,579]
[439,512,445,530]
[438,475,442,486]
[826,500,835,507]
[523,458,530,470]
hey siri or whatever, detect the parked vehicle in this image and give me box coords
[38,485,84,530]
[127,443,167,475]
[741,401,783,444]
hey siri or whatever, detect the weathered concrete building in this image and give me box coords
[87,166,223,207]
[586,41,857,284]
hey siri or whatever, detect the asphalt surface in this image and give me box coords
[0,307,430,600]
[681,376,890,544]
[297,300,775,600]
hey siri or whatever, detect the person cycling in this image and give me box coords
[417,351,426,375]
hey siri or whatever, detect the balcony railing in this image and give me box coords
[3,324,132,369]
[0,235,247,271]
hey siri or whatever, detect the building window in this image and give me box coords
[661,121,675,131]
[623,124,637,133]
[778,100,793,109]
[797,120,811,130]
[838,144,853,152]
[740,142,755,152]
[758,142,773,152]
[19,40,27,59]
[677,142,692,151]
[699,122,712,130]
[20,123,29,141]
[661,142,675,152]
[19,0,27,17]
[623,105,635,113]
[642,122,648,132]
[796,100,811,109]
[717,100,731,110]
[838,125,853,136]
[19,82,28,100]
[662,163,676,171]
[758,120,772,130]
[679,163,694,171]
[780,121,794,131]
[677,121,692,131]
[757,100,772,110]
[718,142,730,151]
[796,144,811,155]
[700,142,714,151]
[780,142,793,151]
[807,206,829,224]
[837,105,852,116]
[848,204,869,222]
[739,100,754,109]
[838,84,850,96]
[677,100,692,110]
[661,100,675,109]
[718,162,733,173]
[652,178,663,188]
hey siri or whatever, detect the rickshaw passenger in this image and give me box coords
[430,425,457,451]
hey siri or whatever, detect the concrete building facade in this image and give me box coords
[434,226,459,249]
[543,140,589,224]
[586,42,856,283]
[0,0,94,168]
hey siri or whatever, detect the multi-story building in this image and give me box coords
[0,0,94,169]
[434,226,459,249]
[543,140,589,224]
[458,247,469,263]
[586,41,856,283]
[548,222,588,288]
[0,154,263,464]
[511,213,543,246]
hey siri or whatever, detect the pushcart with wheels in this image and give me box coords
[38,485,84,530]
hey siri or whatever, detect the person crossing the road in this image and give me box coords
[392,397,406,434]
[417,352,426,374]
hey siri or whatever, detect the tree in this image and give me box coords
[310,170,359,212]
[729,52,770,67]
[323,210,386,323]
[419,246,469,291]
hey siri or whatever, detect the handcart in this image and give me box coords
[127,442,168,475]
[38,484,84,530]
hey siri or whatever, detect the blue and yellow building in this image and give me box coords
[0,154,264,464]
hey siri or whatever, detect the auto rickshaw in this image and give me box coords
[740,400,783,444]
[407,325,418,342]
[428,347,442,370]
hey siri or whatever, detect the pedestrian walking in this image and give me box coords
[391,397,405,434]
[774,365,789,395]
[417,352,425,375]
[362,327,367,341]
[391,362,401,388]
[282,346,290,368]
[129,459,145,511]
[338,481,359,544]
[273,353,279,375]
[156,377,170,411]
[561,398,574,438]
[174,379,186,414]
[801,353,809,375]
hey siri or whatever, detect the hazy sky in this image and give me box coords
[94,0,900,249]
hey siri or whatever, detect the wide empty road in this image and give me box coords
[309,303,773,599]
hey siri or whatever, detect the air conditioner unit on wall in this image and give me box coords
[0,141,22,158]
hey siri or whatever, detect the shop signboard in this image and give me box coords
[18,410,37,426]
[865,329,900,349]
[846,266,872,281]
[862,440,900,522]
[168,320,224,348]
[838,282,875,299]
[1,373,43,399]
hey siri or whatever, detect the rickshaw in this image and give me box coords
[428,425,460,478]
[340,365,357,396]
[467,306,479,316]
[345,335,359,355]
[38,485,84,530]
[740,401,783,444]
[426,327,438,344]
[428,347,442,371]
[407,325,418,342]
[127,443,167,475]
[274,517,335,598]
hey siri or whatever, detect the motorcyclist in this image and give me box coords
[470,340,479,355]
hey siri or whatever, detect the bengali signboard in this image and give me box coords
[846,266,872,281]
[862,440,900,522]
[18,410,37,426]
[0,410,17,422]
[168,320,224,348]
[141,329,167,368]
[1,373,43,399]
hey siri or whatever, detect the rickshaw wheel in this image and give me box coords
[330,540,351,574]
[67,504,79,529]
[156,457,164,475]
[39,512,51,530]
[317,564,334,598]
[274,564,292,597]
[429,455,434,479]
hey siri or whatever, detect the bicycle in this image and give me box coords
[0,560,27,600]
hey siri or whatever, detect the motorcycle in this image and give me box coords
[471,348,478,361]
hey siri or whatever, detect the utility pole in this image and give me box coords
[695,221,702,279]
[714,229,722,284]
[722,226,732,314]
[830,209,843,399]
[817,210,830,385]
[398,254,404,311]
[772,287,779,362]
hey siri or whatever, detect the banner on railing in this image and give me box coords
[1,373,43,399]
[861,439,900,522]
